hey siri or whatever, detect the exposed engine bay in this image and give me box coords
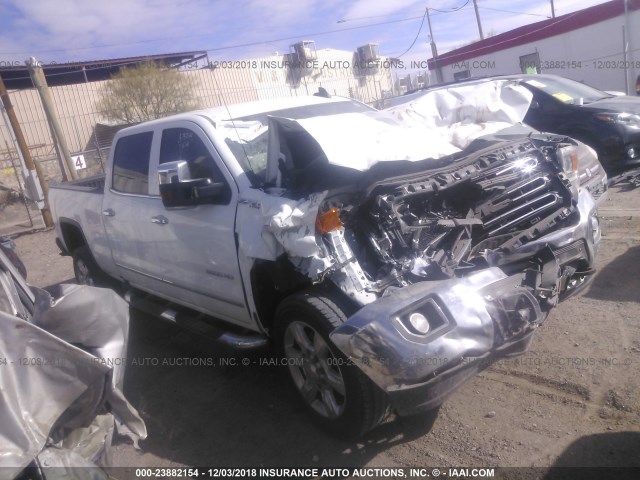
[234,83,601,359]
[311,137,583,307]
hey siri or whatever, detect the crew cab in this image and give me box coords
[50,89,603,438]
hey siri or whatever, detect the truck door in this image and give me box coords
[102,130,164,284]
[147,122,250,326]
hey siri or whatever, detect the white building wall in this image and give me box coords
[440,9,640,93]
[249,48,395,104]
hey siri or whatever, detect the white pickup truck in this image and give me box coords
[50,90,604,438]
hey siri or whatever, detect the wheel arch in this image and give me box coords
[249,259,360,335]
[58,218,89,255]
[249,257,310,334]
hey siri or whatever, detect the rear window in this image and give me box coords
[112,131,153,195]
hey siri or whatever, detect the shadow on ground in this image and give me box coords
[585,245,640,303]
[542,432,640,480]
[118,310,439,468]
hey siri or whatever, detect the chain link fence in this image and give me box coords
[0,58,396,234]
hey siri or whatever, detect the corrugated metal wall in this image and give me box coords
[0,54,395,232]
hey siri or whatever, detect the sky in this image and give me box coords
[0,0,609,70]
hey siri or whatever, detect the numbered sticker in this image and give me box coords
[72,154,87,170]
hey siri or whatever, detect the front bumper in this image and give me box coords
[603,127,640,169]
[330,190,600,416]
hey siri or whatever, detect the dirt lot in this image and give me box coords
[11,184,640,477]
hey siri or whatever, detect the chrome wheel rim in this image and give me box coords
[283,320,346,419]
[76,259,94,286]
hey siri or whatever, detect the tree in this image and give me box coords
[97,62,199,124]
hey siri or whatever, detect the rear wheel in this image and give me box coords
[275,289,389,438]
[73,245,111,287]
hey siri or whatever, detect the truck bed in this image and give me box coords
[50,174,105,193]
[49,174,107,259]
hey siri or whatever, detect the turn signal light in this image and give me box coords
[558,146,578,173]
[316,208,343,234]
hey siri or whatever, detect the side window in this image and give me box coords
[160,128,223,182]
[112,132,153,195]
[159,127,232,205]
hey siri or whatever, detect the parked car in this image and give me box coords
[518,74,640,173]
[0,245,146,479]
[386,79,607,205]
[403,74,640,173]
[50,93,601,438]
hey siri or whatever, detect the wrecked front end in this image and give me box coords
[234,85,602,417]
[309,136,602,415]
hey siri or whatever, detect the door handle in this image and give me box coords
[102,208,115,217]
[151,215,169,225]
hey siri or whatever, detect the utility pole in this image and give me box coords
[623,0,633,95]
[0,75,53,227]
[426,8,443,84]
[550,0,556,18]
[26,57,77,180]
[473,0,484,40]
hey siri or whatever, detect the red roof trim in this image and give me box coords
[428,0,640,69]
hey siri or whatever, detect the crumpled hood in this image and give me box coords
[265,80,533,178]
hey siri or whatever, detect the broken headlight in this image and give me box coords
[557,145,580,196]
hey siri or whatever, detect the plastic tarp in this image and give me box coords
[0,284,146,477]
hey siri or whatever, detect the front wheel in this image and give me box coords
[275,289,389,438]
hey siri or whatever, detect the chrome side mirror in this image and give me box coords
[158,160,191,185]
[156,160,229,207]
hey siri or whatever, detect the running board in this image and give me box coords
[124,289,269,350]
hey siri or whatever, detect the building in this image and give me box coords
[428,0,640,93]
[0,44,395,194]
[0,51,208,90]
[245,42,395,104]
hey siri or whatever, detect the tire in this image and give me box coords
[275,288,389,438]
[72,245,111,287]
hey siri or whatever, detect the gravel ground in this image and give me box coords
[9,184,640,478]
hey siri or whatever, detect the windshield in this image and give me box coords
[221,100,374,184]
[523,76,611,105]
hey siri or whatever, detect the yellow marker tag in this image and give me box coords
[552,92,573,103]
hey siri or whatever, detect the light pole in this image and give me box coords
[426,8,443,84]
[473,0,484,40]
